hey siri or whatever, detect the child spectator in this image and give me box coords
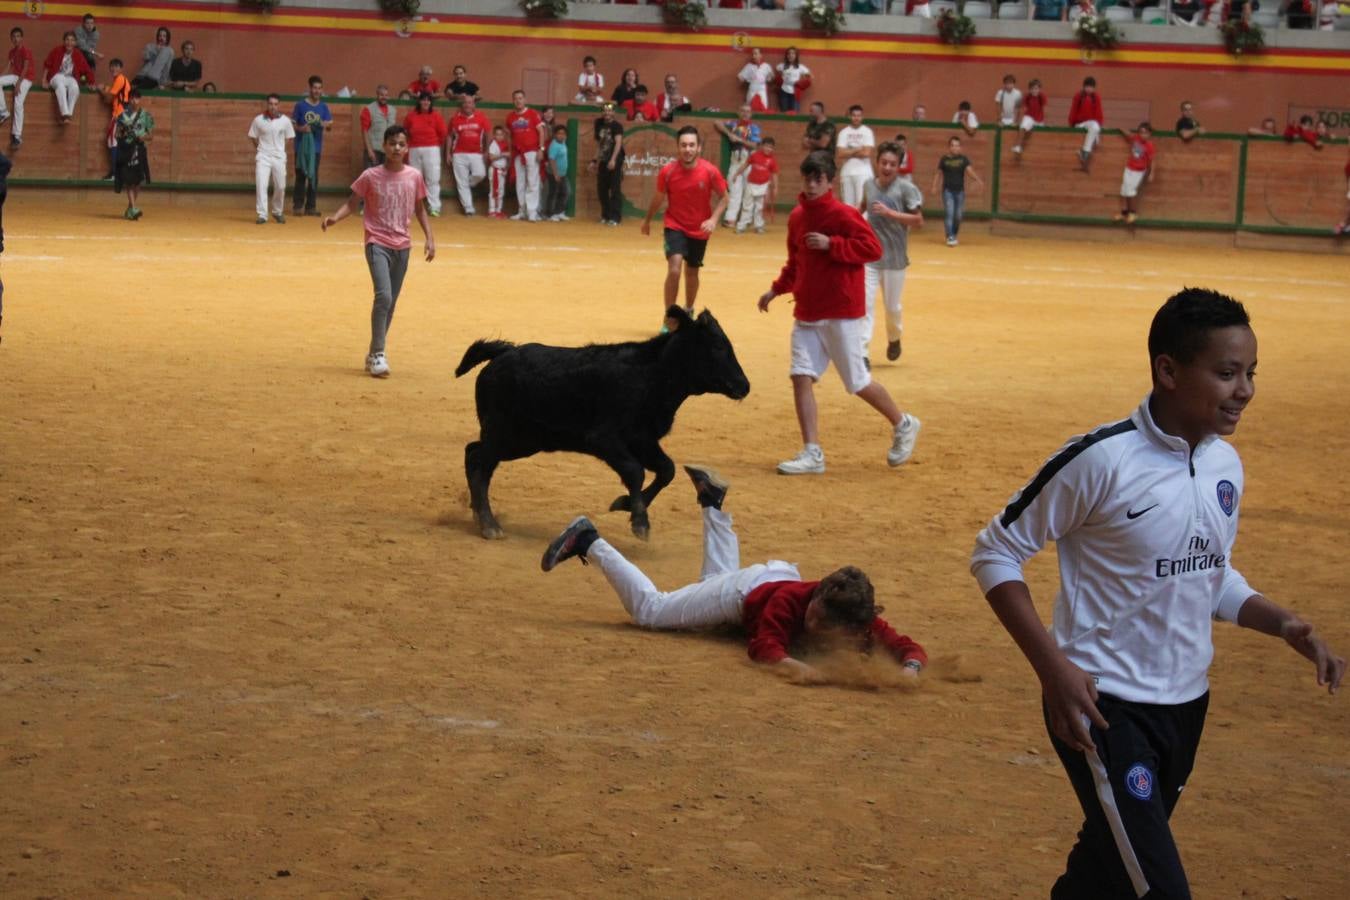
[97,57,130,178]
[835,104,876,208]
[1247,116,1277,136]
[407,65,439,98]
[445,65,479,100]
[731,135,779,234]
[994,74,1023,129]
[952,100,980,137]
[321,124,436,380]
[622,85,658,123]
[931,135,984,247]
[42,32,94,125]
[715,103,761,229]
[1175,100,1205,142]
[166,41,201,91]
[912,103,927,121]
[1170,0,1204,22]
[403,92,448,217]
[0,28,36,149]
[591,103,626,226]
[75,14,102,70]
[656,73,690,122]
[574,55,604,104]
[247,93,295,225]
[486,125,510,219]
[891,133,915,182]
[1068,76,1104,171]
[291,75,333,216]
[737,47,774,113]
[505,89,546,221]
[360,84,394,167]
[132,26,173,90]
[775,46,811,114]
[861,141,923,364]
[1013,79,1046,157]
[449,93,491,216]
[1283,115,1325,150]
[1114,122,1156,225]
[544,124,570,222]
[611,68,639,106]
[113,89,153,220]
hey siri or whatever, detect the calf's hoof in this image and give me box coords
[479,524,505,540]
[630,519,650,541]
[609,495,632,513]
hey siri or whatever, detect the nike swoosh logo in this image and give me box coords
[1126,504,1159,520]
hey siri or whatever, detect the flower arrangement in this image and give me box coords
[801,0,845,36]
[936,9,977,45]
[662,0,707,31]
[1072,13,1122,50]
[520,0,568,18]
[377,0,420,16]
[1220,19,1264,55]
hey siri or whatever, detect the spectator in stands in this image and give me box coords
[403,92,448,217]
[408,65,439,98]
[487,126,509,218]
[591,103,625,226]
[738,47,774,113]
[248,93,295,225]
[836,104,876,209]
[42,32,94,125]
[445,65,478,100]
[931,135,983,247]
[1176,101,1205,142]
[1170,0,1204,23]
[849,0,886,11]
[611,68,640,106]
[506,89,546,221]
[132,27,174,91]
[803,101,836,153]
[912,104,927,121]
[1068,76,1104,172]
[1034,0,1069,19]
[730,135,779,234]
[656,73,690,123]
[775,46,811,114]
[891,133,915,182]
[75,13,102,70]
[1013,79,1046,157]
[449,94,490,216]
[97,57,130,177]
[291,74,333,216]
[0,27,36,149]
[716,103,761,228]
[1283,115,1326,150]
[622,85,658,123]
[575,55,604,104]
[201,82,217,93]
[1247,116,1277,135]
[360,84,393,167]
[544,124,570,222]
[1317,0,1340,28]
[1225,0,1256,23]
[1335,143,1349,235]
[952,100,979,137]
[1114,123,1156,225]
[994,74,1023,130]
[114,89,153,220]
[166,40,201,91]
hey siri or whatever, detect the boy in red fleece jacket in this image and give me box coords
[541,465,927,685]
[757,150,921,476]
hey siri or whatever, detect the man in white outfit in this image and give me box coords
[247,93,295,224]
[506,89,546,222]
[834,104,875,209]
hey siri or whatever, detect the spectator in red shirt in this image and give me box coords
[42,31,95,125]
[1068,76,1104,171]
[730,135,780,233]
[1283,115,1326,150]
[541,465,928,686]
[758,151,921,476]
[449,93,492,216]
[360,84,394,168]
[402,92,448,216]
[1114,122,1156,225]
[505,89,546,221]
[0,27,36,148]
[1013,78,1046,157]
[407,65,439,98]
[640,125,729,318]
[621,84,659,123]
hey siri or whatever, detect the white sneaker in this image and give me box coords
[887,414,921,467]
[509,212,525,221]
[777,446,825,476]
[367,352,390,378]
[556,213,570,221]
[945,237,957,247]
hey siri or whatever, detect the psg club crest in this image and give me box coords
[1216,480,1236,517]
[1124,764,1154,801]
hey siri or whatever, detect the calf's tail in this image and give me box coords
[454,340,516,377]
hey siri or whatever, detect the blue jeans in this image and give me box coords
[943,188,965,240]
[777,89,799,113]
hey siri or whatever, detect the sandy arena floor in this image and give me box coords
[1,193,1347,898]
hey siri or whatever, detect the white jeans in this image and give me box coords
[840,171,871,209]
[409,146,442,214]
[513,151,540,219]
[452,152,485,214]
[863,265,906,355]
[724,151,749,224]
[0,75,32,136]
[735,181,769,231]
[590,507,800,630]
[50,73,80,117]
[488,164,507,214]
[1078,120,1102,154]
[255,155,286,218]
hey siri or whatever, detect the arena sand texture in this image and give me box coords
[1,194,1347,898]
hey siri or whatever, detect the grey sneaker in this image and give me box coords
[683,465,728,510]
[887,414,921,467]
[541,516,599,572]
[777,446,825,476]
[255,216,267,225]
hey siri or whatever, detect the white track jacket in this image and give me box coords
[971,397,1257,705]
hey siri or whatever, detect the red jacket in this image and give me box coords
[1283,123,1321,148]
[43,46,93,83]
[743,580,928,667]
[402,108,448,149]
[7,46,35,81]
[1068,90,1103,126]
[770,190,882,322]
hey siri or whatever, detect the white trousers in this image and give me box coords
[254,156,286,218]
[590,507,801,630]
[488,164,507,214]
[50,73,80,117]
[863,265,906,355]
[723,151,749,224]
[0,75,32,136]
[1079,120,1102,154]
[452,152,485,214]
[409,146,442,214]
[840,171,871,209]
[735,181,769,230]
[513,151,540,219]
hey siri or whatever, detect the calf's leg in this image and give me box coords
[610,441,676,518]
[599,448,652,541]
[465,440,505,540]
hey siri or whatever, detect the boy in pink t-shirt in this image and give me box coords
[322,124,436,378]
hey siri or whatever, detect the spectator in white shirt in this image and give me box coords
[994,74,1023,128]
[953,100,979,137]
[737,47,774,113]
[574,55,604,105]
[248,93,296,225]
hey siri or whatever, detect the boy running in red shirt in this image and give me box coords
[641,125,729,318]
[758,151,921,476]
[730,135,779,233]
[1115,122,1155,225]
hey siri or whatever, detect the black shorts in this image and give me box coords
[663,228,708,268]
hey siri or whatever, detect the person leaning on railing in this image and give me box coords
[131,26,174,91]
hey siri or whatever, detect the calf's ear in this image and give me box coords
[664,304,692,333]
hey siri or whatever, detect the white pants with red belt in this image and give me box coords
[513,150,540,220]
[409,146,442,214]
[488,163,507,215]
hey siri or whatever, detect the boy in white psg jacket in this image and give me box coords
[971,288,1344,900]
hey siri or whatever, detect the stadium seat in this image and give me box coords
[1251,8,1280,27]
[999,0,1029,17]
[1104,6,1135,21]
[964,0,994,16]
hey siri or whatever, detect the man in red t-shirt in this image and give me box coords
[757,151,921,476]
[407,65,439,99]
[1114,122,1156,226]
[505,89,546,221]
[541,465,928,686]
[0,27,37,148]
[449,93,492,216]
[640,125,729,317]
